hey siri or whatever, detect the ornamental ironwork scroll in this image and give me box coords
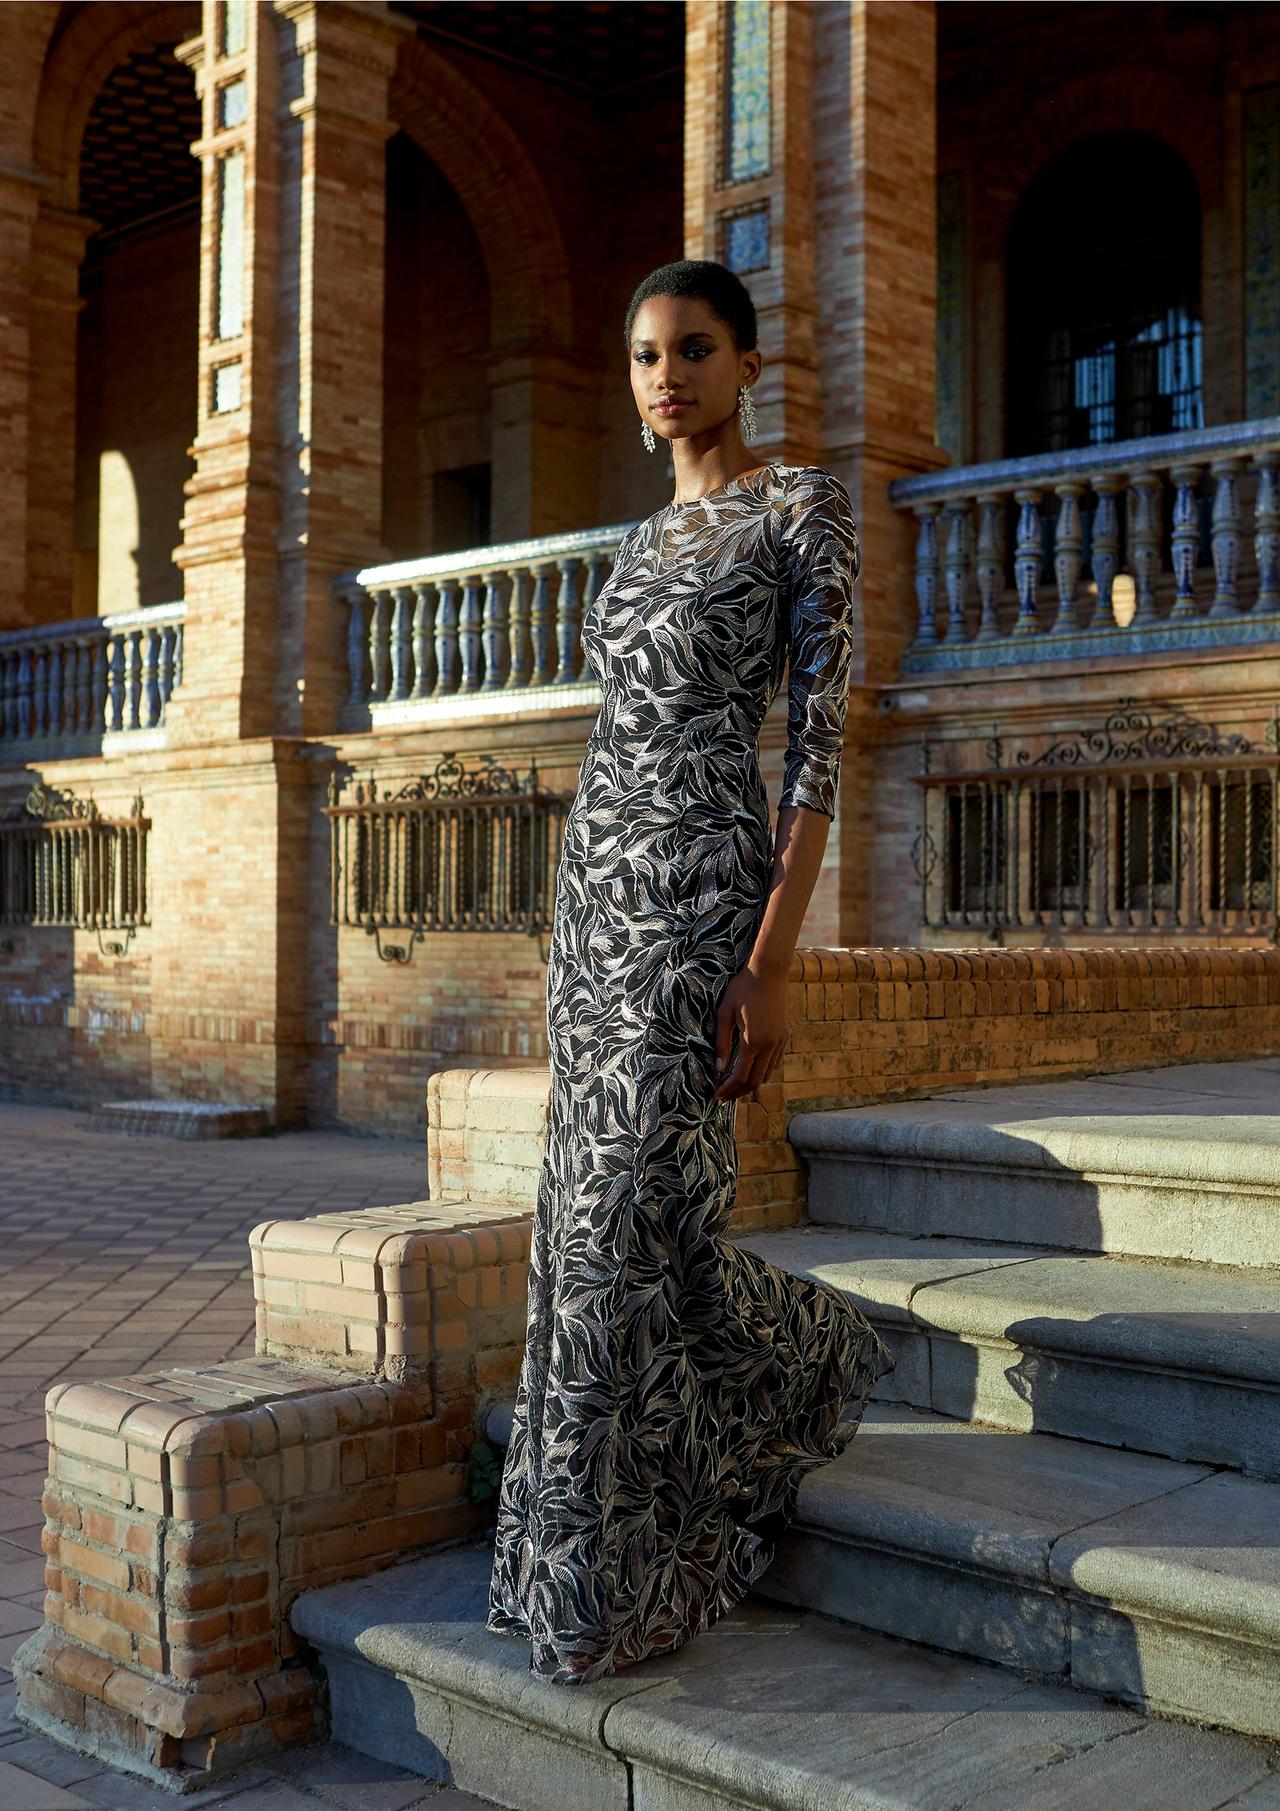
[914,705,1279,941]
[324,752,573,963]
[0,785,149,955]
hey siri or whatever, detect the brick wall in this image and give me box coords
[425,945,1280,1236]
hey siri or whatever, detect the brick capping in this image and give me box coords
[15,943,1280,1789]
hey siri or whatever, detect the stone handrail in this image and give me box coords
[889,417,1280,670]
[337,521,638,714]
[0,601,185,746]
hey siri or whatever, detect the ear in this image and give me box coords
[739,348,764,387]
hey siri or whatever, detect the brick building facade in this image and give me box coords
[1,0,1278,1134]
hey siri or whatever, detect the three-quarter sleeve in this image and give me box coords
[776,467,861,818]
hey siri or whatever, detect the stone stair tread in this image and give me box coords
[789,1065,1280,1187]
[291,1543,1280,1811]
[733,1225,1056,1321]
[738,1225,1280,1383]
[794,1407,1279,1644]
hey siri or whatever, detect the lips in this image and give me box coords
[653,399,692,416]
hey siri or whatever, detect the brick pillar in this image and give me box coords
[820,1,944,944]
[170,2,281,746]
[489,352,601,542]
[687,1,943,945]
[0,170,40,627]
[147,4,405,1127]
[272,0,408,738]
[172,0,403,743]
[815,0,942,689]
[684,0,824,465]
[27,206,94,624]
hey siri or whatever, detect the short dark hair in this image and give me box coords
[623,259,759,354]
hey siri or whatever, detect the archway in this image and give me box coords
[1007,132,1203,457]
[27,2,200,622]
[381,132,494,561]
[73,40,200,614]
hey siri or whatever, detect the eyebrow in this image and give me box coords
[630,331,717,349]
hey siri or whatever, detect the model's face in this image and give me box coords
[629,295,760,445]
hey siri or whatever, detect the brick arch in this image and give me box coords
[980,65,1218,258]
[0,5,59,176]
[33,0,199,211]
[390,38,574,353]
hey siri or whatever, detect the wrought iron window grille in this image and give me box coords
[325,752,573,964]
[913,702,1280,941]
[0,784,149,956]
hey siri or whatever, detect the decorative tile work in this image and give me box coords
[220,0,247,59]
[218,77,247,130]
[726,0,771,183]
[212,360,242,414]
[216,152,245,341]
[1244,86,1280,419]
[724,205,770,273]
[936,171,968,461]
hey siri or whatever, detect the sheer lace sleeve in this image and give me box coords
[777,467,861,818]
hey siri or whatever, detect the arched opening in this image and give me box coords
[381,132,493,560]
[1007,132,1203,457]
[74,42,200,615]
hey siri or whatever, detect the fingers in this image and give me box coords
[714,996,737,1076]
[713,1039,783,1102]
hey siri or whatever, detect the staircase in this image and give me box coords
[291,1060,1280,1811]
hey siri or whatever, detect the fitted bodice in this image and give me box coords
[580,461,862,821]
[583,462,792,750]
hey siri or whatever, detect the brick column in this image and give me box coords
[684,0,824,465]
[0,170,41,627]
[691,1,943,945]
[813,0,943,688]
[170,2,281,746]
[489,350,602,542]
[271,0,408,738]
[147,5,406,1126]
[27,205,94,624]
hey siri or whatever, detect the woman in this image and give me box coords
[486,258,894,1684]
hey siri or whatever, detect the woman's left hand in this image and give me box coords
[712,961,789,1102]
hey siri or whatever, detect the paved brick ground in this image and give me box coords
[0,1102,498,1810]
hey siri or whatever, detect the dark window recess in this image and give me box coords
[1208,779,1274,911]
[1034,786,1090,913]
[945,788,1005,915]
[1114,781,1177,913]
[432,463,492,554]
[1007,133,1203,457]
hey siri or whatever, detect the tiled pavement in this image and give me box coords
[0,1102,500,1811]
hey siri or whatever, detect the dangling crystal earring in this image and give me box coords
[738,384,758,444]
[641,421,657,453]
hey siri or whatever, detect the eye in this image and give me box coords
[684,345,712,359]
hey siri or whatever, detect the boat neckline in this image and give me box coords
[664,460,784,512]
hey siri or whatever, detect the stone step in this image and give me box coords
[789,1061,1280,1266]
[757,1404,1280,1741]
[736,1224,1280,1479]
[291,1541,1280,1811]
[85,1098,272,1138]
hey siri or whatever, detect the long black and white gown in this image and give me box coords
[486,460,894,1683]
